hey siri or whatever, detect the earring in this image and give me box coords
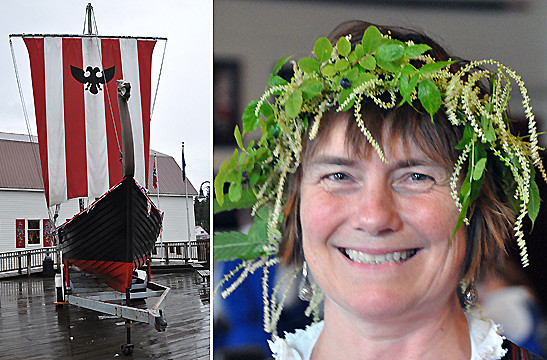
[463,281,478,307]
[298,261,313,301]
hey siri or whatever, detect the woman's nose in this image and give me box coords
[349,182,403,236]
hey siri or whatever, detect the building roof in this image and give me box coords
[0,135,43,190]
[147,150,197,196]
[0,132,196,196]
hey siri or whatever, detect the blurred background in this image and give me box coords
[213,1,547,358]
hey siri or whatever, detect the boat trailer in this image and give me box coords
[55,266,169,356]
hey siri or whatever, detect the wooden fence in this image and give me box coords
[0,248,57,276]
[151,237,210,265]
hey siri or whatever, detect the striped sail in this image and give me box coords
[23,36,156,206]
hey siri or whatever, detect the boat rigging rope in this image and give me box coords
[9,37,55,226]
[151,39,168,120]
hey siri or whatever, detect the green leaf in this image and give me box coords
[300,79,323,99]
[405,44,431,58]
[335,58,349,72]
[255,147,270,162]
[456,124,473,150]
[238,151,247,168]
[248,166,261,185]
[399,76,410,104]
[419,60,456,74]
[353,44,365,59]
[268,73,288,88]
[472,157,487,181]
[528,177,541,226]
[349,44,365,64]
[336,36,351,57]
[418,79,442,119]
[247,209,269,250]
[213,231,266,261]
[401,64,417,76]
[321,63,336,76]
[359,55,376,71]
[285,89,303,118]
[451,195,470,241]
[362,26,384,54]
[376,44,405,72]
[339,88,355,111]
[469,175,484,203]
[460,178,472,199]
[213,186,258,213]
[314,37,333,62]
[214,160,227,206]
[353,72,375,87]
[474,142,487,162]
[272,55,291,75]
[246,140,255,152]
[269,124,281,138]
[228,181,242,202]
[342,67,359,83]
[376,44,405,63]
[260,102,274,122]
[242,100,260,133]
[399,73,419,105]
[298,57,320,73]
[234,125,244,150]
[227,148,239,169]
[482,116,496,143]
[348,51,357,64]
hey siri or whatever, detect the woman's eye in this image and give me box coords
[410,173,432,182]
[326,172,350,181]
[319,171,358,194]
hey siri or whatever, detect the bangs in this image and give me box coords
[303,100,464,170]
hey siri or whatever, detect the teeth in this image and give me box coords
[345,248,417,265]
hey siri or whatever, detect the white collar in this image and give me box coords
[268,313,507,360]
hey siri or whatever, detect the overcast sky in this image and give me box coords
[1,0,211,194]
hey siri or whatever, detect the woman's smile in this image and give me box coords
[340,247,420,265]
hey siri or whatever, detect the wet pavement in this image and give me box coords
[0,270,209,359]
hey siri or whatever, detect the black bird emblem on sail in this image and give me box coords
[70,65,116,95]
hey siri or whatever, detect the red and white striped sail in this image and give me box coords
[23,36,156,206]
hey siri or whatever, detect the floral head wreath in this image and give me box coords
[214,25,546,334]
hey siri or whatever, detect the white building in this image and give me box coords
[0,132,197,253]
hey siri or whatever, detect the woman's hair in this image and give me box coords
[279,20,514,283]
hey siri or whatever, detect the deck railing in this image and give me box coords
[0,248,58,276]
[151,237,210,265]
[0,238,210,277]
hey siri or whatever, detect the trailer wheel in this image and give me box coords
[154,313,168,332]
[121,344,134,356]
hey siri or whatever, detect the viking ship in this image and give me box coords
[12,4,166,294]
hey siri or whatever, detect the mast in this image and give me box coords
[85,3,95,35]
[78,2,95,212]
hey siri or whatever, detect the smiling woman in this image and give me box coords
[214,20,546,360]
[299,116,468,358]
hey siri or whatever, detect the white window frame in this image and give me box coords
[26,219,41,247]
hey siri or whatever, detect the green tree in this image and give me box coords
[194,186,210,234]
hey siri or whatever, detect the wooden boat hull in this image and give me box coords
[57,177,162,293]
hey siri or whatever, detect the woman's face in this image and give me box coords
[300,119,466,321]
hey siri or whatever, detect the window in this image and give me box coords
[27,220,40,245]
